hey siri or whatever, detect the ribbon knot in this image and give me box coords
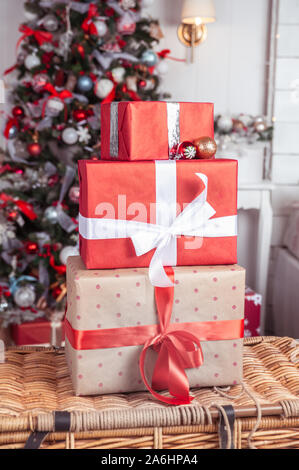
[42,83,73,119]
[17,25,53,51]
[139,268,204,405]
[82,3,100,35]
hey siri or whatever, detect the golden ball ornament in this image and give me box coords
[194,136,217,159]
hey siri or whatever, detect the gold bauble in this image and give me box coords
[194,136,217,159]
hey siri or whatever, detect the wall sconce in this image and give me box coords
[178,0,216,62]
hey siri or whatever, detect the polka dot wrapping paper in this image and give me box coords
[65,256,245,397]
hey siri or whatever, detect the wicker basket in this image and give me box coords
[0,336,298,449]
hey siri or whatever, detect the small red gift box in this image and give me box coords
[244,287,262,337]
[78,159,238,286]
[11,317,65,347]
[101,101,214,161]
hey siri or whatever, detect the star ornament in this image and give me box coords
[77,126,91,144]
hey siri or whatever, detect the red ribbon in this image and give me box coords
[81,3,99,36]
[17,25,53,51]
[157,49,186,62]
[0,193,37,221]
[42,83,73,119]
[65,267,244,405]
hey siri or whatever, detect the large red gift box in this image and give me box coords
[101,101,214,161]
[79,159,238,285]
[11,318,65,347]
[244,287,262,337]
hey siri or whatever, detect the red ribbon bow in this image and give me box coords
[42,83,73,119]
[0,193,37,221]
[17,25,53,51]
[139,268,203,405]
[81,3,99,35]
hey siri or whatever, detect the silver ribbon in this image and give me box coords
[110,102,119,158]
[167,102,180,154]
[109,102,181,159]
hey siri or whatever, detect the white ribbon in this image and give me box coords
[79,161,237,287]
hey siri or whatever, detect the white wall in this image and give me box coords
[144,0,270,116]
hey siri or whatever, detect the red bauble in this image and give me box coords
[12,106,25,119]
[73,109,87,122]
[176,141,197,160]
[7,210,18,221]
[27,142,42,157]
[138,79,147,89]
[25,241,39,254]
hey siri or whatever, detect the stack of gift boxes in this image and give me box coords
[66,102,247,404]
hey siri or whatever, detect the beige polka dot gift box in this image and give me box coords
[65,256,245,404]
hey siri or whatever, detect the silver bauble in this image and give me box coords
[94,78,114,99]
[8,125,18,140]
[25,53,41,70]
[44,206,58,224]
[77,75,94,93]
[141,50,158,66]
[42,14,59,32]
[217,115,233,133]
[59,245,79,265]
[111,67,126,84]
[45,97,64,117]
[94,20,108,37]
[62,127,79,145]
[14,285,36,308]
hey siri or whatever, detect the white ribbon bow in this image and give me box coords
[79,161,237,287]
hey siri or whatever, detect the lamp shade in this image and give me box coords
[181,0,216,24]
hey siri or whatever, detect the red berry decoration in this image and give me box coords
[73,109,87,122]
[25,241,39,254]
[12,106,25,118]
[176,141,197,160]
[27,142,42,157]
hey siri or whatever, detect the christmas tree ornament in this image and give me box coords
[138,79,147,89]
[14,285,36,308]
[59,245,79,265]
[217,115,233,133]
[194,136,217,159]
[24,52,41,70]
[94,78,114,99]
[112,66,126,83]
[141,50,158,66]
[77,126,91,144]
[27,142,42,157]
[176,141,197,160]
[254,118,267,132]
[149,22,164,40]
[42,14,59,32]
[32,73,48,93]
[24,9,38,22]
[24,241,39,254]
[68,186,80,204]
[120,0,136,9]
[0,214,15,244]
[41,42,54,53]
[233,119,245,133]
[44,206,58,224]
[117,12,136,35]
[77,75,94,93]
[238,114,253,127]
[12,106,25,119]
[73,108,87,122]
[156,60,169,75]
[94,20,108,37]
[45,96,64,117]
[62,127,79,145]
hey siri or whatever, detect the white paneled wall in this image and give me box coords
[267,0,299,330]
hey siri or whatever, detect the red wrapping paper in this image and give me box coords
[79,159,238,270]
[101,101,214,161]
[244,287,262,337]
[11,318,65,346]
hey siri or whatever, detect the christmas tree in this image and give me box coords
[0,0,168,325]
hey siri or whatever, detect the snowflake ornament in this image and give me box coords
[77,126,91,144]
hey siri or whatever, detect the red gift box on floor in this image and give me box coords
[244,287,262,337]
[79,159,238,286]
[101,101,214,161]
[11,317,65,347]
